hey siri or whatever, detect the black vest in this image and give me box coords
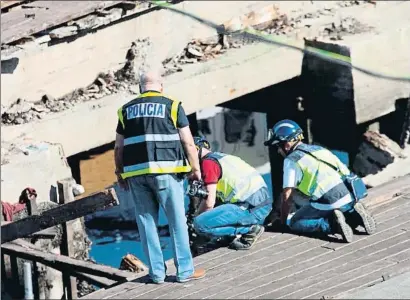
[117,91,191,178]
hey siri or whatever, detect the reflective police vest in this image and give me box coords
[287,143,353,211]
[204,152,269,207]
[117,91,191,179]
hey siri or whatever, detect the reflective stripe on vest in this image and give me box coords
[118,91,191,179]
[208,152,267,206]
[288,143,352,210]
[124,133,180,145]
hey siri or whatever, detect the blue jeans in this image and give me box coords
[193,203,271,238]
[128,174,194,282]
[289,201,355,233]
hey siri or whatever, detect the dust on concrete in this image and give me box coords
[1,38,152,126]
[1,0,372,126]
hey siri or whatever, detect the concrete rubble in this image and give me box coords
[119,254,147,273]
[4,1,408,298]
[1,37,152,126]
[353,131,408,180]
[1,0,372,126]
[1,2,151,56]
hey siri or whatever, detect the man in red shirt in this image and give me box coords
[191,137,272,250]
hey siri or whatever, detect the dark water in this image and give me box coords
[87,173,273,268]
[87,152,348,269]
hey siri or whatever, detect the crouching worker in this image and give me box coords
[264,119,376,243]
[191,136,272,250]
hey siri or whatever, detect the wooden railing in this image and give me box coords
[0,177,139,299]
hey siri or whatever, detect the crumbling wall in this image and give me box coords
[353,131,407,178]
[1,0,371,126]
[1,1,279,108]
[1,141,72,205]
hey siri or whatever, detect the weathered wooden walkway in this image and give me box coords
[82,176,410,299]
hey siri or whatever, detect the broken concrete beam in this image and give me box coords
[49,26,78,39]
[1,40,302,156]
[353,131,407,177]
[74,8,124,31]
[1,1,279,108]
[223,4,280,32]
[12,35,52,51]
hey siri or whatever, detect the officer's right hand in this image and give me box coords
[189,169,202,182]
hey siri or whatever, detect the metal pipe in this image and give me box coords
[23,262,34,300]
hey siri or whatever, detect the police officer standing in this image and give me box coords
[114,64,206,283]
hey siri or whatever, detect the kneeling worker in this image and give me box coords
[264,119,376,243]
[192,136,272,250]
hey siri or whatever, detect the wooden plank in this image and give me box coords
[151,238,326,300]
[80,281,141,299]
[310,205,410,253]
[1,241,135,282]
[1,254,6,280]
[112,234,299,299]
[370,193,410,216]
[7,239,117,288]
[195,213,410,299]
[85,188,410,299]
[175,242,330,300]
[1,1,121,44]
[28,227,58,239]
[58,178,78,300]
[9,254,19,297]
[256,233,410,299]
[0,0,23,9]
[193,232,281,266]
[306,251,410,299]
[122,235,306,300]
[1,187,119,244]
[368,196,410,225]
[26,197,40,300]
[333,254,410,299]
[217,239,409,299]
[364,175,410,207]
[72,271,117,288]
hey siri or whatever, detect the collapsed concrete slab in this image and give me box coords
[1,141,72,204]
[1,41,302,156]
[0,1,278,108]
[2,1,409,158]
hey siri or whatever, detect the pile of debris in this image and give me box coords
[1,37,153,126]
[320,16,373,41]
[1,73,133,126]
[162,35,234,74]
[162,14,294,74]
[2,0,372,126]
[353,131,407,177]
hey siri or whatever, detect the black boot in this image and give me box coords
[332,210,354,243]
[354,202,377,235]
[229,225,265,250]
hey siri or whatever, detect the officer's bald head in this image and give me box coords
[139,63,164,93]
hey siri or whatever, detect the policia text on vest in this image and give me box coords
[117,91,192,179]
